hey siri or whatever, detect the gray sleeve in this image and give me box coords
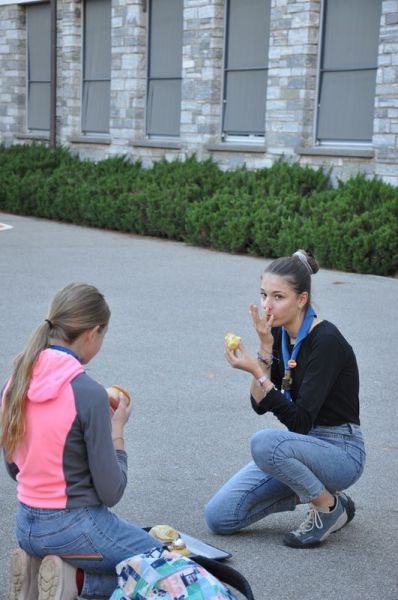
[3,453,19,481]
[71,374,128,507]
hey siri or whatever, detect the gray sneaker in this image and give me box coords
[336,491,356,524]
[9,548,41,600]
[283,494,354,548]
[38,556,78,600]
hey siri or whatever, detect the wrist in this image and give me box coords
[257,351,273,367]
[260,340,274,354]
[257,344,273,358]
[256,375,275,396]
[251,366,266,380]
[256,373,269,386]
[112,436,124,449]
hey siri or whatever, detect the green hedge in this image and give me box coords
[0,143,397,276]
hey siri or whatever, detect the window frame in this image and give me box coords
[26,2,51,132]
[81,0,111,136]
[314,0,381,146]
[221,0,270,142]
[145,0,183,139]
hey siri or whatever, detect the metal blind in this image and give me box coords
[223,0,271,137]
[317,0,382,143]
[82,0,111,134]
[146,0,183,137]
[27,3,51,131]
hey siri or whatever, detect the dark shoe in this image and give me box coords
[283,495,351,548]
[336,491,355,525]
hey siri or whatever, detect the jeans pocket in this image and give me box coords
[16,525,31,552]
[345,443,366,480]
[41,532,103,561]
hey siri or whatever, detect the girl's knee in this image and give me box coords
[251,429,280,462]
[204,498,239,535]
[251,429,296,472]
[204,499,226,534]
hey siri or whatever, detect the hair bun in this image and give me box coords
[293,249,319,275]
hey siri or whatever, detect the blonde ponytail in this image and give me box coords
[1,321,51,460]
[0,282,110,461]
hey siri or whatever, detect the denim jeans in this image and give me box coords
[16,503,162,599]
[205,424,366,534]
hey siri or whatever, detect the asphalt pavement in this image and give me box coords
[0,212,397,600]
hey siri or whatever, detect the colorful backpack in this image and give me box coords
[110,548,255,600]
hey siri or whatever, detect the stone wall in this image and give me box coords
[0,0,396,185]
[0,6,26,144]
[60,0,81,143]
[180,0,224,157]
[266,0,320,157]
[374,0,398,184]
[110,0,145,151]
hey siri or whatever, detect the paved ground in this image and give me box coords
[0,212,397,600]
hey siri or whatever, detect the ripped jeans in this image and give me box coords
[204,424,366,534]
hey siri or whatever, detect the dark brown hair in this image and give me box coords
[264,249,319,305]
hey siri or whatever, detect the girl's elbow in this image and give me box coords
[99,479,127,507]
[287,412,313,434]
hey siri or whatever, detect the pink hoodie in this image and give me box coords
[3,348,127,508]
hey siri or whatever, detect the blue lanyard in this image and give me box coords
[50,344,81,362]
[281,305,316,400]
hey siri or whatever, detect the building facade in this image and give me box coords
[0,0,397,185]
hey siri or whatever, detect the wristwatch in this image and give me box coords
[257,373,276,398]
[257,374,269,386]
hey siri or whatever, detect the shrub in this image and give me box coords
[0,143,396,276]
[304,176,398,275]
[185,189,257,253]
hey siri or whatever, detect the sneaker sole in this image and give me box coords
[283,533,322,549]
[9,550,40,600]
[38,556,78,600]
[9,551,26,600]
[38,557,62,600]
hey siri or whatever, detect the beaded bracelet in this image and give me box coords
[257,352,273,367]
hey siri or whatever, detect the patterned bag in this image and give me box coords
[109,548,238,600]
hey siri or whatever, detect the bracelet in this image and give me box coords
[257,374,277,395]
[257,373,269,386]
[257,352,273,367]
[112,437,124,444]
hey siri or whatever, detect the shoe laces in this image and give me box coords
[293,506,324,534]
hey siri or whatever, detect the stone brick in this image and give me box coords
[385,13,398,25]
[382,1,398,13]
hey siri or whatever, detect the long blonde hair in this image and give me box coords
[0,283,110,460]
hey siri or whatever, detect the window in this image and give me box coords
[222,0,271,140]
[82,0,111,134]
[316,0,382,144]
[146,0,183,137]
[27,3,51,131]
